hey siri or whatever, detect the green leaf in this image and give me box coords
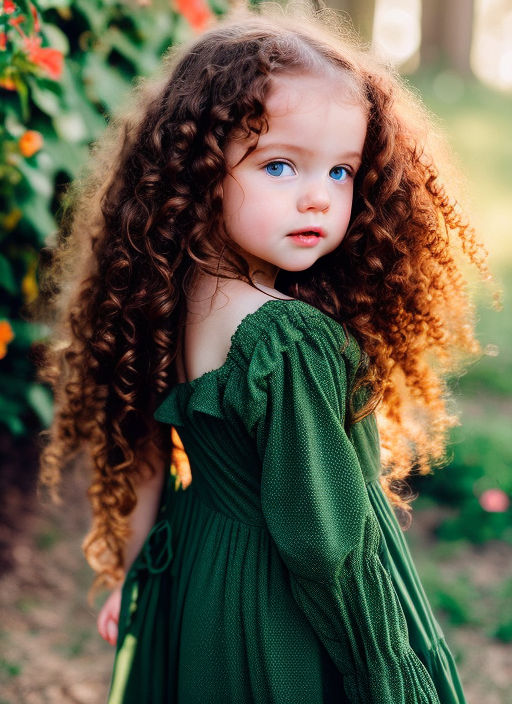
[10,320,51,347]
[42,135,88,177]
[73,0,107,35]
[16,156,54,199]
[14,78,30,122]
[82,52,133,114]
[27,78,62,117]
[37,0,72,9]
[105,27,160,75]
[42,24,70,56]
[0,395,26,436]
[57,61,106,137]
[16,169,57,245]
[0,255,17,295]
[129,7,176,47]
[27,383,54,427]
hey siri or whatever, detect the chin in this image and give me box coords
[279,260,320,273]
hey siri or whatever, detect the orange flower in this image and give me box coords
[23,36,63,80]
[19,130,43,157]
[0,76,16,90]
[175,0,212,32]
[170,426,192,490]
[0,320,15,360]
[0,31,6,51]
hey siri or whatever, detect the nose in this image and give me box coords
[296,178,330,213]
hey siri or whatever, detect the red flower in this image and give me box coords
[8,14,26,28]
[4,0,16,14]
[29,2,40,32]
[0,31,6,51]
[175,0,212,32]
[22,36,63,80]
[31,46,63,79]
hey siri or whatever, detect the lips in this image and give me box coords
[287,228,325,237]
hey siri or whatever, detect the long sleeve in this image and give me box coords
[252,321,441,703]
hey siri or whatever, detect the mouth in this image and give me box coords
[287,228,325,238]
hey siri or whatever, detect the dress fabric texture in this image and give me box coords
[107,298,466,704]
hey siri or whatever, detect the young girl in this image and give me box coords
[38,5,497,703]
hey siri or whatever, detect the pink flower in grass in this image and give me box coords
[479,489,510,513]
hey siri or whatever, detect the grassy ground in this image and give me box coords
[0,70,511,702]
[0,470,114,704]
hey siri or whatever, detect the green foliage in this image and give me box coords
[412,271,512,544]
[0,0,218,436]
[488,577,512,643]
[453,273,512,398]
[431,578,478,627]
[417,557,512,640]
[414,414,512,543]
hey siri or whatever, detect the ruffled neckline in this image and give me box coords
[153,298,356,426]
[175,298,300,389]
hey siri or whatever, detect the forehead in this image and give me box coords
[264,70,366,118]
[251,71,367,154]
[224,70,367,166]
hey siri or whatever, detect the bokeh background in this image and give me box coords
[0,0,511,702]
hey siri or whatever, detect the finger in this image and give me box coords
[97,594,115,639]
[97,609,109,640]
[107,618,118,646]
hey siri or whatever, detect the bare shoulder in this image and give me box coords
[208,280,294,351]
[220,279,294,325]
[182,279,294,380]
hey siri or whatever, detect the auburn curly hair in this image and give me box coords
[35,5,498,593]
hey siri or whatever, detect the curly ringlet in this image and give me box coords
[35,3,497,595]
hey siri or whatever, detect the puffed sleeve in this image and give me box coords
[252,320,442,703]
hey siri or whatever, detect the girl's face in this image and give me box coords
[222,71,367,286]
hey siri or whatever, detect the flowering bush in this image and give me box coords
[412,412,512,543]
[0,0,221,436]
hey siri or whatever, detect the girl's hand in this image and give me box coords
[97,586,122,646]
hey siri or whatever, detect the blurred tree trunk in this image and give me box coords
[328,0,376,44]
[420,0,475,74]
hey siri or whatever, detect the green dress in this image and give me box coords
[107,298,466,703]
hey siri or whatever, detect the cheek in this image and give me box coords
[340,186,355,220]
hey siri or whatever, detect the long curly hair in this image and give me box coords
[36,5,499,592]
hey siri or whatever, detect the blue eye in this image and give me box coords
[265,161,294,177]
[329,166,350,182]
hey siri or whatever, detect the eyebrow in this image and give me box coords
[253,143,363,161]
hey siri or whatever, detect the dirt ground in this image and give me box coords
[1,435,511,704]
